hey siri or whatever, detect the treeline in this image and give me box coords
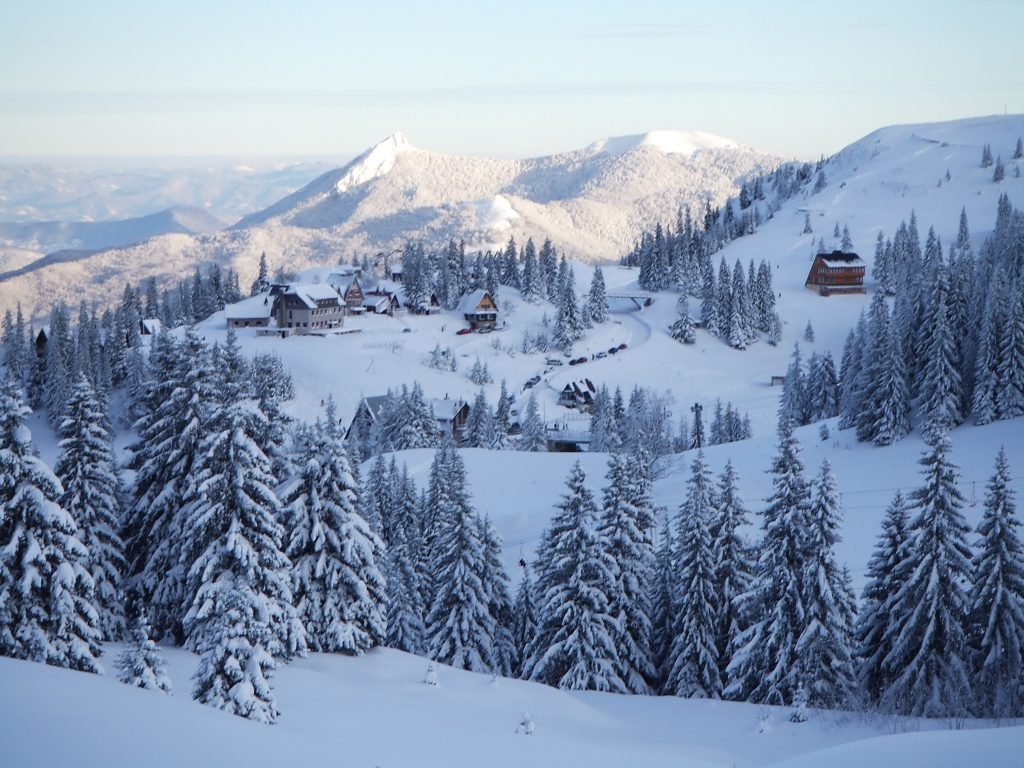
[777,197,1024,444]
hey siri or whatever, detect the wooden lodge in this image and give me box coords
[805,250,866,296]
[457,289,498,329]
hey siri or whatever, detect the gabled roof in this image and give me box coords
[286,283,342,308]
[457,289,494,314]
[140,317,163,334]
[816,250,864,268]
[225,293,274,320]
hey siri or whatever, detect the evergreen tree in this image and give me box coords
[464,388,494,448]
[794,460,856,708]
[478,515,516,677]
[968,447,1024,717]
[726,421,809,704]
[552,267,584,353]
[55,375,125,640]
[881,425,973,717]
[512,564,538,677]
[665,452,722,698]
[424,443,506,673]
[587,266,608,324]
[283,423,386,654]
[993,156,1006,183]
[669,294,696,344]
[0,378,102,672]
[181,394,306,663]
[711,461,754,680]
[117,608,172,693]
[856,491,911,704]
[597,453,656,694]
[518,393,547,452]
[191,588,279,723]
[525,463,625,692]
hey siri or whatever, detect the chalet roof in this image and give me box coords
[225,294,274,320]
[457,289,494,314]
[363,295,390,311]
[140,317,163,334]
[287,283,342,309]
[817,250,865,268]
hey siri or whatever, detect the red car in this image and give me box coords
[618,342,628,350]
[456,327,474,335]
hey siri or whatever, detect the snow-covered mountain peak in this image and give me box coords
[588,130,738,157]
[333,131,416,194]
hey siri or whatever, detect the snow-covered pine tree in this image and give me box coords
[840,225,853,251]
[525,462,625,692]
[588,266,608,324]
[385,497,426,654]
[191,587,279,723]
[250,252,270,296]
[55,374,125,640]
[669,294,697,344]
[726,420,810,705]
[779,343,808,426]
[993,156,1006,182]
[597,452,656,694]
[464,388,494,448]
[711,460,754,680]
[181,392,306,664]
[803,321,814,343]
[0,378,102,672]
[855,491,911,705]
[283,422,386,654]
[123,329,215,641]
[967,447,1024,718]
[477,515,516,676]
[665,451,722,698]
[492,380,512,449]
[512,564,538,677]
[552,267,584,353]
[117,608,171,693]
[424,446,505,673]
[518,393,547,452]
[918,265,963,427]
[881,425,973,717]
[794,460,856,709]
[995,280,1024,420]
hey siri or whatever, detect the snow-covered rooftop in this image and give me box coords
[224,293,274,319]
[287,282,342,308]
[457,289,492,313]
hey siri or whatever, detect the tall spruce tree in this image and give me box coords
[283,422,386,654]
[0,378,102,672]
[711,460,754,680]
[665,452,722,698]
[525,462,625,692]
[726,421,809,704]
[856,491,911,705]
[794,460,856,708]
[881,425,973,717]
[967,447,1024,717]
[424,444,506,673]
[55,374,125,640]
[597,453,656,694]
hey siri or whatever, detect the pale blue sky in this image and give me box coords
[1,0,1021,159]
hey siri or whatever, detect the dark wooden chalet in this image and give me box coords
[805,250,866,296]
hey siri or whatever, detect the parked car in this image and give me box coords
[618,342,628,350]
[572,356,588,365]
[545,357,564,366]
[525,375,541,387]
[402,327,412,333]
[568,357,581,366]
[456,327,474,335]
[608,347,619,355]
[595,351,607,359]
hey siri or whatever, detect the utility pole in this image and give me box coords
[690,401,704,449]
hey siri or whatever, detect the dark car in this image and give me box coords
[618,342,628,350]
[456,327,474,335]
[608,347,618,355]
[569,357,581,366]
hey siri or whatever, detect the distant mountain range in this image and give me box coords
[0,206,228,255]
[235,129,778,258]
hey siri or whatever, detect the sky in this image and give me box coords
[1,0,1022,161]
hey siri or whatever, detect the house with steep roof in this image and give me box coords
[272,283,344,332]
[457,289,498,329]
[805,251,866,296]
[225,294,274,329]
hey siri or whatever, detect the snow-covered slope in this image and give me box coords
[3,649,1020,768]
[236,129,775,258]
[0,205,227,255]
